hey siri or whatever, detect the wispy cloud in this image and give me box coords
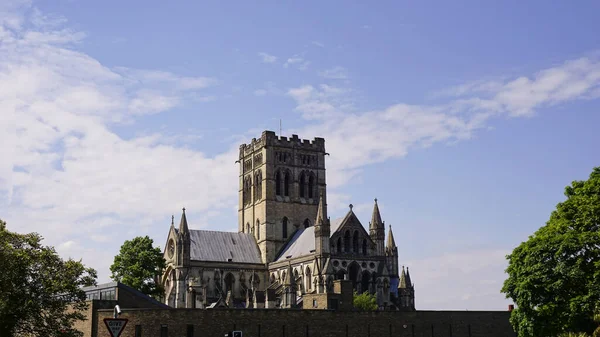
[311,41,325,48]
[258,52,277,64]
[0,1,233,281]
[318,66,349,80]
[288,56,600,192]
[284,55,310,70]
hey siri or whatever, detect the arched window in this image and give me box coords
[362,239,367,255]
[284,171,290,197]
[299,172,306,198]
[254,170,262,200]
[337,237,342,253]
[303,219,310,228]
[256,219,260,240]
[308,174,315,199]
[224,273,235,294]
[275,170,282,196]
[282,217,288,239]
[353,231,359,253]
[344,231,351,253]
[243,176,252,205]
[305,267,312,291]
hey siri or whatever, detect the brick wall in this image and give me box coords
[95,308,515,337]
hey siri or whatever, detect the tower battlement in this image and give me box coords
[239,131,325,159]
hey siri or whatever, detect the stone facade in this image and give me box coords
[161,130,415,310]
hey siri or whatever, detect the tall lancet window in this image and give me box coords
[275,170,282,196]
[282,217,288,239]
[284,171,290,197]
[299,172,306,198]
[308,174,315,199]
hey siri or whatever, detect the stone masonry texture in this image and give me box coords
[95,308,515,337]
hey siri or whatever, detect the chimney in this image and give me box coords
[508,304,514,312]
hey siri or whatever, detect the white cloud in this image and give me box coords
[287,56,600,188]
[284,55,310,71]
[0,2,232,282]
[318,66,349,80]
[311,41,325,48]
[258,52,277,63]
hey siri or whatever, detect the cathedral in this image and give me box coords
[161,130,415,310]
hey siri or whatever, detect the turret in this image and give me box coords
[386,225,399,277]
[177,208,191,267]
[397,266,415,311]
[369,199,385,256]
[314,193,330,255]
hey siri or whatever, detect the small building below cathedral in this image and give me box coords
[161,131,415,310]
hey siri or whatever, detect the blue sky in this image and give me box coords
[1,0,600,310]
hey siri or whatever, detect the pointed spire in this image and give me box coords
[405,267,412,288]
[179,207,189,234]
[170,214,174,227]
[387,224,396,249]
[315,192,327,225]
[370,198,383,229]
[399,266,407,288]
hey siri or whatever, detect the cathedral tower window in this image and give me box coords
[362,239,367,255]
[275,170,282,196]
[284,171,290,197]
[337,238,342,253]
[246,223,250,234]
[299,172,306,198]
[256,219,260,240]
[308,174,315,199]
[344,231,351,253]
[243,176,252,205]
[254,170,262,200]
[282,217,288,239]
[303,219,310,228]
[352,231,359,253]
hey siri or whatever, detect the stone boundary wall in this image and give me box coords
[95,308,515,337]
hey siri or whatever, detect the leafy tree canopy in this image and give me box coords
[110,236,166,297]
[502,167,600,337]
[353,291,378,311]
[0,219,97,337]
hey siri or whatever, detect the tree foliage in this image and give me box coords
[110,236,166,297]
[0,219,97,337]
[502,167,600,337]
[353,291,378,311]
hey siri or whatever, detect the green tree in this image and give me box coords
[0,219,97,337]
[353,291,378,311]
[502,167,600,337]
[110,236,166,297]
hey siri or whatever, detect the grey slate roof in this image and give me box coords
[189,230,262,264]
[275,217,345,262]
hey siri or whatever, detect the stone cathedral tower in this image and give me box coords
[238,131,327,263]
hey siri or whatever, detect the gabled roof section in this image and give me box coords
[275,227,315,262]
[189,230,262,264]
[330,206,372,242]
